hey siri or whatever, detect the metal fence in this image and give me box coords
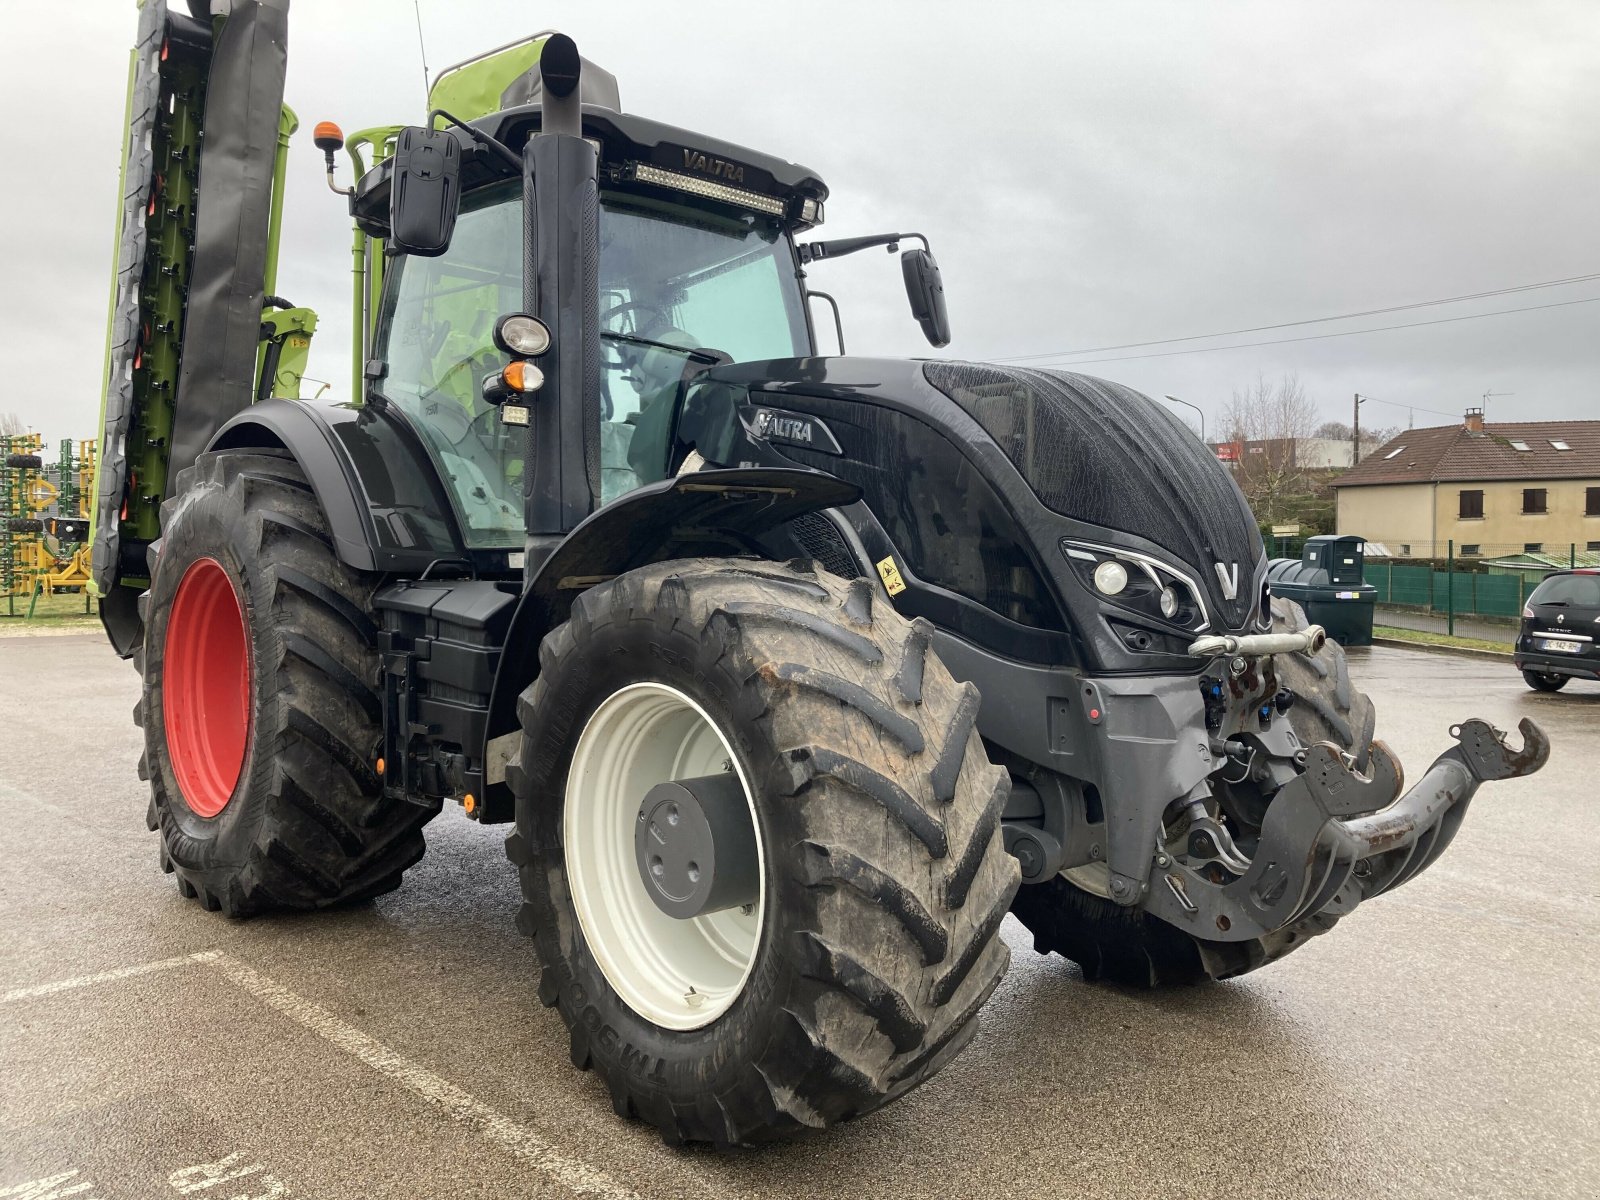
[1363,540,1597,623]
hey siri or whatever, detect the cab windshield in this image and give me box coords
[375,181,810,547]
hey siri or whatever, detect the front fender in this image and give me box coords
[482,467,861,792]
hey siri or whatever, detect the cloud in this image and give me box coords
[0,0,1594,448]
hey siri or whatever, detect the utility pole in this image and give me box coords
[1352,393,1364,465]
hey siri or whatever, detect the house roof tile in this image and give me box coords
[1331,419,1600,487]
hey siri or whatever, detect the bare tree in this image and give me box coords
[1316,419,1353,441]
[1221,373,1319,524]
[0,411,25,438]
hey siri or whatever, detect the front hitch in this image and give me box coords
[1146,718,1550,942]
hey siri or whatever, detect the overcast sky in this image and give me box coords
[2,0,1596,448]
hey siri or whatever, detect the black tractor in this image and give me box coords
[94,3,1547,1146]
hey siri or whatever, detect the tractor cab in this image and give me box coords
[335,37,947,552]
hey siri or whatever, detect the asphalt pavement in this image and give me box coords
[2,632,1596,1199]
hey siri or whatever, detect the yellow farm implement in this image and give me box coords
[2,434,95,618]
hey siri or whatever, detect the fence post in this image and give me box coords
[1572,543,1577,568]
[1447,540,1455,637]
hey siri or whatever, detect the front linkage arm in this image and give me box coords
[1146,717,1550,944]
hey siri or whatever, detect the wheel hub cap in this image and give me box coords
[635,774,759,920]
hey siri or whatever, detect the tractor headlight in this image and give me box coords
[1093,560,1129,596]
[493,313,552,357]
[1062,538,1212,633]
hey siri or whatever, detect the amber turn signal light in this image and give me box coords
[502,360,546,393]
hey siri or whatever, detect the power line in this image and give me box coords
[1014,294,1600,369]
[1357,394,1460,421]
[993,271,1600,363]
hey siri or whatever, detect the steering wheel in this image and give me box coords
[598,298,672,337]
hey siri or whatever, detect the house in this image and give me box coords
[1331,408,1600,558]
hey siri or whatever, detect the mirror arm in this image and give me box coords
[428,107,523,174]
[806,291,846,355]
[799,231,929,265]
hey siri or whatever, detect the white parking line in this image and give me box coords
[1,950,639,1200]
[0,950,221,1004]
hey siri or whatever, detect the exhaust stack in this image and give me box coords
[521,34,602,581]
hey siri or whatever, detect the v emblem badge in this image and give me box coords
[1214,562,1240,601]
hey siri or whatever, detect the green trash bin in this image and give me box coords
[1267,535,1376,646]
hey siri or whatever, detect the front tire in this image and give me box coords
[506,558,1020,1145]
[137,450,437,915]
[1010,595,1377,987]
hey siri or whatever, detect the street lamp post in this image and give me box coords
[1163,395,1205,444]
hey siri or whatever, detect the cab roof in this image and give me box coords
[352,106,827,237]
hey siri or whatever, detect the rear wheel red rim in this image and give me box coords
[163,557,251,818]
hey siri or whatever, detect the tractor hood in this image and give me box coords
[691,356,1266,635]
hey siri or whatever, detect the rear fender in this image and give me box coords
[208,398,468,574]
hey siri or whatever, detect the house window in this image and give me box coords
[1524,543,1543,554]
[1458,489,1484,519]
[1461,544,1481,556]
[1551,440,1572,451]
[1509,439,1532,451]
[1587,487,1600,516]
[1399,544,1411,556]
[1589,541,1600,552]
[1523,488,1548,514]
[1384,445,1406,459]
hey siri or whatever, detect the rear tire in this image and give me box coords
[1009,596,1376,987]
[7,517,43,533]
[1522,670,1568,693]
[5,453,43,470]
[137,450,438,916]
[506,558,1019,1145]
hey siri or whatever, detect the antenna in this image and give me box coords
[1482,388,1514,418]
[413,0,431,108]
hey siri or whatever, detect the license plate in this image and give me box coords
[1539,638,1583,654]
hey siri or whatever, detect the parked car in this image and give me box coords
[1516,569,1600,691]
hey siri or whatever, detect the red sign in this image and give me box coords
[1215,442,1241,462]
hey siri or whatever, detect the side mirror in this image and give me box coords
[901,248,950,348]
[389,125,461,257]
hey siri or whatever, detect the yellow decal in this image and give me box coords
[876,555,907,596]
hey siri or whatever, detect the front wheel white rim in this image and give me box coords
[564,682,765,1030]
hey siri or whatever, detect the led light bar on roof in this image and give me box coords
[626,162,786,216]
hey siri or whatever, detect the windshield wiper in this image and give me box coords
[602,330,725,366]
